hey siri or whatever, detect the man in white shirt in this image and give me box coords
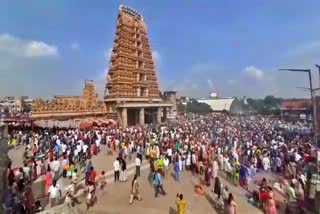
[76,143,82,160]
[61,143,67,156]
[48,180,61,207]
[167,148,172,164]
[262,156,270,171]
[82,144,89,159]
[164,156,170,178]
[74,149,79,163]
[113,157,120,182]
[275,156,282,173]
[135,156,141,177]
[23,163,31,183]
[51,157,61,180]
[71,168,79,194]
[294,152,302,162]
[95,138,100,152]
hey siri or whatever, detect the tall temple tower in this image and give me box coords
[105,5,160,100]
[104,5,172,127]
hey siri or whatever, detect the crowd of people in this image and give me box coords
[3,113,320,214]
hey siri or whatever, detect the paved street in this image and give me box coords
[75,169,262,214]
[9,146,265,213]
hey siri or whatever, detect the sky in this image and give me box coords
[1,0,320,99]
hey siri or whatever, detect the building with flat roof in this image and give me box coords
[0,96,32,113]
[197,92,241,114]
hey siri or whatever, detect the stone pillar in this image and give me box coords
[157,108,162,124]
[117,109,121,125]
[139,108,145,126]
[134,110,139,125]
[121,108,127,128]
[166,107,170,119]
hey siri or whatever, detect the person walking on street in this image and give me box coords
[44,166,53,196]
[213,177,222,199]
[51,157,60,181]
[129,174,142,204]
[225,193,237,214]
[85,161,92,186]
[164,156,169,179]
[98,171,107,190]
[113,157,120,182]
[120,158,127,182]
[176,193,186,214]
[155,169,166,197]
[86,181,96,210]
[174,159,180,182]
[48,180,61,208]
[135,156,141,177]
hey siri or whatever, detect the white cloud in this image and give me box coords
[24,41,58,58]
[0,33,59,58]
[162,62,311,99]
[0,33,16,43]
[243,65,264,80]
[104,48,112,60]
[0,33,80,98]
[152,50,160,63]
[71,42,80,51]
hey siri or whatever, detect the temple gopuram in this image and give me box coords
[32,80,111,120]
[31,5,176,127]
[104,5,173,127]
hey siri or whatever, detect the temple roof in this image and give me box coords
[54,96,80,99]
[119,4,143,20]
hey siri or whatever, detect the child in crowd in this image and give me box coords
[98,171,107,190]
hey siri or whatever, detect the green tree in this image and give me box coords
[186,100,212,113]
[264,96,281,109]
[177,102,186,113]
[241,95,282,115]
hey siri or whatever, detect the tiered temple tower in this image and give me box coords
[104,5,172,127]
[82,80,97,103]
[105,5,160,99]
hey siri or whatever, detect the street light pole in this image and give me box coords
[315,64,320,89]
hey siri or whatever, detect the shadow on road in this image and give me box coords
[169,206,176,214]
[204,192,224,214]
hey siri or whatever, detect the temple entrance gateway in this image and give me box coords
[117,106,167,127]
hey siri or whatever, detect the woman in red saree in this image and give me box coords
[266,186,277,214]
[44,166,53,196]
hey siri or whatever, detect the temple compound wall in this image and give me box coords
[31,80,112,121]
